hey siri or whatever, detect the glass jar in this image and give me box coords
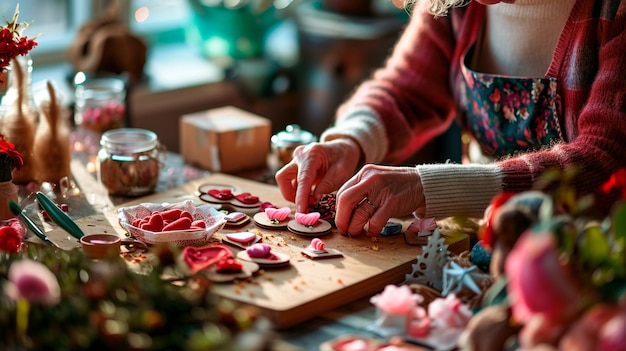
[97,128,161,196]
[271,124,317,167]
[75,77,126,133]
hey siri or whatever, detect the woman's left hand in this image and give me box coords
[335,164,425,237]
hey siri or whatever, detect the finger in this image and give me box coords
[334,181,366,235]
[275,163,298,202]
[365,204,387,237]
[346,205,372,236]
[294,155,325,213]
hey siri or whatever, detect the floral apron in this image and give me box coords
[460,47,564,158]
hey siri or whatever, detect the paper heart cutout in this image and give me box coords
[216,258,243,273]
[265,207,291,222]
[235,192,259,204]
[182,244,233,273]
[225,212,247,222]
[208,189,234,200]
[407,217,437,233]
[226,232,257,244]
[295,212,320,226]
[310,238,325,251]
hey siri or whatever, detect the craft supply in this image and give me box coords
[118,200,226,246]
[35,191,85,239]
[302,238,343,260]
[237,243,290,268]
[222,231,262,249]
[197,183,262,213]
[80,233,121,260]
[380,221,403,236]
[288,212,332,236]
[253,206,291,229]
[8,200,59,248]
[97,128,161,196]
[223,211,251,227]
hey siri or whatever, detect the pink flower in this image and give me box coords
[558,304,626,351]
[598,305,626,351]
[428,294,472,329]
[505,230,578,325]
[4,259,61,306]
[370,284,423,316]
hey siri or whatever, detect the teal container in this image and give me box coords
[186,0,279,60]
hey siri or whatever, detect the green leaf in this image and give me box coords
[580,225,610,266]
[612,202,626,242]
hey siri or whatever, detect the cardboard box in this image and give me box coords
[180,106,271,173]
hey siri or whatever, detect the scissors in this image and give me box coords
[36,191,148,254]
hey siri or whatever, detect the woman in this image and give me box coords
[275,0,626,237]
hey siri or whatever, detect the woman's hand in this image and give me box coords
[335,164,425,237]
[275,138,363,213]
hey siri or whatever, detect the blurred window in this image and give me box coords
[130,0,191,45]
[0,1,91,63]
[0,0,190,64]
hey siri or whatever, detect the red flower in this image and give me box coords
[0,5,38,71]
[601,168,626,199]
[480,192,517,249]
[0,134,24,170]
[0,220,24,253]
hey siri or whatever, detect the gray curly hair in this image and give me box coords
[404,0,470,16]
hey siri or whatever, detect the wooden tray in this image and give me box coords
[107,173,469,329]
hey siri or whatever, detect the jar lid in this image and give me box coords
[101,128,158,155]
[271,124,317,147]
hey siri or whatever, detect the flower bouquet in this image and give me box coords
[461,167,626,351]
[0,4,38,90]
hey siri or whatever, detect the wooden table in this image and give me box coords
[20,154,469,350]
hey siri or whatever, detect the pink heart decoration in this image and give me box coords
[295,212,320,226]
[310,238,325,251]
[226,232,257,244]
[265,207,291,222]
[246,243,273,258]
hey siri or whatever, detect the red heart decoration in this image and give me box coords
[235,192,259,204]
[191,220,206,228]
[140,213,164,232]
[183,244,233,273]
[216,258,243,273]
[162,217,192,231]
[159,208,183,222]
[208,189,234,200]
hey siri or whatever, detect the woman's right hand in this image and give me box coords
[275,138,363,213]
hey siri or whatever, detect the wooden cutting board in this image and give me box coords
[104,173,469,330]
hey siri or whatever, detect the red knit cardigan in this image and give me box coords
[336,0,626,211]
